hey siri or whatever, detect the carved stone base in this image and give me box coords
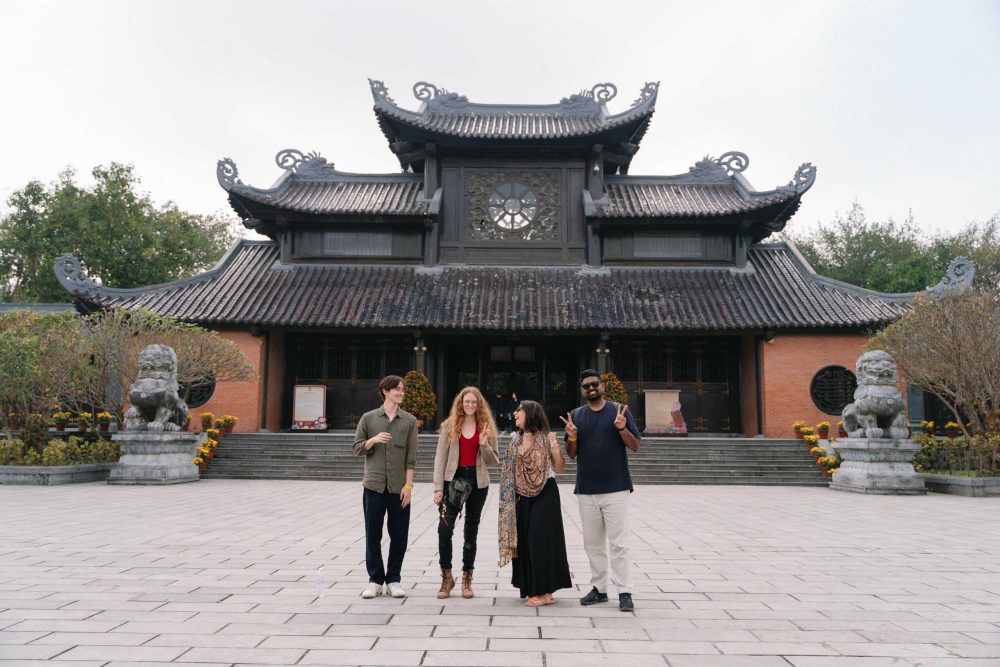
[830,438,926,495]
[108,432,200,485]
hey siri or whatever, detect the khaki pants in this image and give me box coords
[578,491,632,594]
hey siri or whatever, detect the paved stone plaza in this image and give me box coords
[1,481,999,666]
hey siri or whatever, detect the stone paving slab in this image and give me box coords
[0,480,998,666]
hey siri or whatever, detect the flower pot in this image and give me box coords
[795,431,803,439]
[197,461,208,471]
[947,430,959,439]
[224,425,234,434]
[55,424,66,432]
[838,429,847,438]
[99,423,110,432]
[9,423,21,431]
[818,429,829,439]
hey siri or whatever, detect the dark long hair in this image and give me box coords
[518,400,550,435]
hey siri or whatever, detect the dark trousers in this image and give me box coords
[363,487,411,584]
[438,466,488,571]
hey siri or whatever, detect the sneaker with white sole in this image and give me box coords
[386,582,406,598]
[361,582,382,599]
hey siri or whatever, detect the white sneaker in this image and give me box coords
[361,582,382,599]
[386,582,406,598]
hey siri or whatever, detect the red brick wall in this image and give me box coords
[739,334,759,436]
[197,330,263,433]
[760,333,869,438]
[265,331,285,431]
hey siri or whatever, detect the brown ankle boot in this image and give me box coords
[436,569,455,599]
[461,569,474,598]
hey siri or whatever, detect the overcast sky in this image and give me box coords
[1,0,997,236]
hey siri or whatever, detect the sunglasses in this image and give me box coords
[580,381,601,390]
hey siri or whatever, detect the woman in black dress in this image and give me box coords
[498,400,572,606]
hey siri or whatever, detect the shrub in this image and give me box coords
[401,370,437,421]
[0,436,118,466]
[912,432,1000,476]
[600,372,628,405]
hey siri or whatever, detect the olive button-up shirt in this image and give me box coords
[352,406,418,494]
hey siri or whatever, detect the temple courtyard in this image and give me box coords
[1,481,999,666]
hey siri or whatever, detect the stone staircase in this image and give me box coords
[202,432,829,486]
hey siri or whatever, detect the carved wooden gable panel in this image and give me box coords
[465,170,561,241]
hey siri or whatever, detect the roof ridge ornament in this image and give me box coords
[631,81,660,107]
[685,151,749,183]
[774,163,817,195]
[275,148,336,179]
[411,82,469,112]
[54,254,101,299]
[925,257,976,300]
[217,157,245,191]
[560,83,618,112]
[368,78,396,105]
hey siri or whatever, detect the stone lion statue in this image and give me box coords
[123,344,188,432]
[841,350,909,440]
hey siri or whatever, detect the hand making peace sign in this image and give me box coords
[613,403,629,431]
[559,412,577,438]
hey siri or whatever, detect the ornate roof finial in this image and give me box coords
[54,254,101,299]
[368,78,396,105]
[631,81,660,107]
[274,149,335,178]
[412,82,469,111]
[217,158,243,191]
[926,257,976,300]
[685,151,749,183]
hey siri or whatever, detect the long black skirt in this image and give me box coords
[510,477,572,597]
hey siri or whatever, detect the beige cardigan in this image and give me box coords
[433,427,500,491]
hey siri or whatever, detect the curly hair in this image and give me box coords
[441,386,498,446]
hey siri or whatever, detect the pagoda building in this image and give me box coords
[56,79,912,435]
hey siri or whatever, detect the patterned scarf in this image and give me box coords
[498,432,550,567]
[498,433,518,567]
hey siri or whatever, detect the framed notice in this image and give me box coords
[643,389,687,436]
[292,385,328,430]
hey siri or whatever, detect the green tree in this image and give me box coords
[785,203,1000,293]
[785,202,939,293]
[0,164,240,303]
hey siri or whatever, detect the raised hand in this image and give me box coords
[614,404,628,431]
[559,413,577,438]
[547,431,559,449]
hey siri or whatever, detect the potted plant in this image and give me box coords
[8,412,22,430]
[52,411,70,432]
[837,420,847,438]
[193,456,207,471]
[803,434,820,448]
[78,411,93,432]
[816,421,830,439]
[920,420,936,436]
[221,415,237,434]
[600,372,629,404]
[401,370,437,430]
[199,412,215,431]
[182,413,191,431]
[799,426,816,444]
[792,420,807,439]
[944,421,960,438]
[96,411,113,432]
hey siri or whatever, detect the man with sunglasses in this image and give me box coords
[561,369,641,611]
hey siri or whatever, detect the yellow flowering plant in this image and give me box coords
[792,420,807,432]
[799,426,815,436]
[803,434,820,446]
[95,411,113,425]
[199,412,215,429]
[52,411,71,425]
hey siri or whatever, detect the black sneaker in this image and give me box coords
[619,592,634,611]
[580,587,609,606]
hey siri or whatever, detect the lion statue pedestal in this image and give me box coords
[109,344,200,485]
[830,350,925,496]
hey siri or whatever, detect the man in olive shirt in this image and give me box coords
[353,375,418,599]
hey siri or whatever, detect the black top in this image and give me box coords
[571,402,641,495]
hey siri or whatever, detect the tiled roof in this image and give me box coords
[370,79,658,142]
[596,181,798,218]
[244,178,427,216]
[217,150,434,220]
[60,241,911,331]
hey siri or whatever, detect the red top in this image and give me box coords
[458,430,480,467]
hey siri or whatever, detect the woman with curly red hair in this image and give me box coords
[432,386,500,599]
